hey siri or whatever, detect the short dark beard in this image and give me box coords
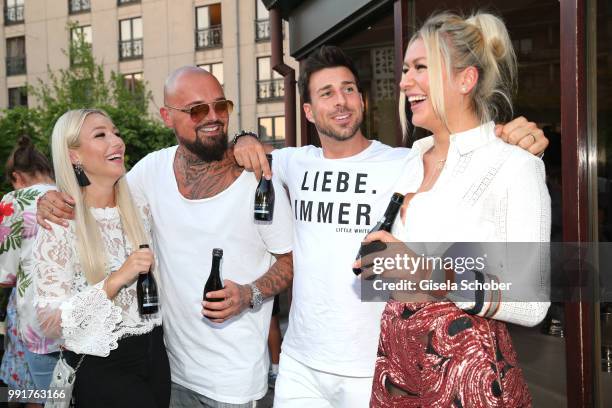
[176,123,228,162]
[314,108,363,142]
[315,119,362,142]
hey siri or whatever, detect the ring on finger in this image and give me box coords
[528,133,536,144]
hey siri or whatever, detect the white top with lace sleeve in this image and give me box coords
[32,206,161,357]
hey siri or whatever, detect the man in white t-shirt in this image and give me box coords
[37,67,294,407]
[233,46,549,407]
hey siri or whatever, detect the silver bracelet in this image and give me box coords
[232,130,259,145]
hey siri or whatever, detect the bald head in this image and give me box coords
[164,66,223,104]
[160,65,230,162]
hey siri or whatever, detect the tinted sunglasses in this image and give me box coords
[165,99,234,122]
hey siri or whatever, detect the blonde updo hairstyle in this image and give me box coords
[51,109,148,284]
[400,11,517,139]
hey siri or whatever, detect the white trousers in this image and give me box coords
[273,352,373,408]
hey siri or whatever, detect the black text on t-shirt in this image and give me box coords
[294,170,376,229]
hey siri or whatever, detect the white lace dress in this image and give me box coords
[32,207,161,357]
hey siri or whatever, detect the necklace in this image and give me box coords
[419,157,447,192]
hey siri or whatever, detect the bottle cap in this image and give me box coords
[212,248,223,257]
[391,192,405,203]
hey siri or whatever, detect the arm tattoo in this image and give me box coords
[174,146,243,200]
[254,252,293,299]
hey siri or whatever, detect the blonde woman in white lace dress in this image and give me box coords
[32,109,170,407]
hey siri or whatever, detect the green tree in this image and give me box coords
[0,23,174,195]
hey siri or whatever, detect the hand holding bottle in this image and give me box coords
[353,231,429,278]
[105,248,153,299]
[353,192,404,275]
[254,154,275,221]
[201,280,252,323]
[353,230,401,279]
[137,244,159,315]
[353,231,433,301]
[233,135,273,181]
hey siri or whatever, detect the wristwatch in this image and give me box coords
[232,130,259,145]
[248,283,264,309]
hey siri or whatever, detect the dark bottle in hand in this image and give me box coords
[254,154,275,221]
[203,248,224,302]
[137,244,159,315]
[353,192,405,275]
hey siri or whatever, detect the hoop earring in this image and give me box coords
[73,162,91,187]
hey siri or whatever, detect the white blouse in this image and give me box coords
[32,206,161,357]
[393,122,551,326]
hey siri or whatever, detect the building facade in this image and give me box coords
[0,0,296,146]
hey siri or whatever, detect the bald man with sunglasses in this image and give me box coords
[37,66,294,407]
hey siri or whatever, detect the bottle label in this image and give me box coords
[142,295,158,307]
[254,204,270,214]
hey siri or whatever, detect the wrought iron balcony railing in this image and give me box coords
[256,78,284,102]
[6,56,26,76]
[69,0,91,14]
[70,44,92,66]
[255,19,270,42]
[4,5,24,25]
[195,25,222,50]
[119,39,143,60]
[117,0,141,5]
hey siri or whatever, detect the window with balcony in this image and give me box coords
[68,0,90,14]
[198,62,223,86]
[195,4,222,50]
[257,56,283,102]
[123,72,143,93]
[258,116,285,148]
[119,17,143,61]
[70,25,92,66]
[8,86,27,109]
[6,36,26,76]
[255,1,270,42]
[4,0,23,25]
[117,0,140,5]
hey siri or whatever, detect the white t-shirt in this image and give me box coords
[272,141,417,376]
[127,146,293,404]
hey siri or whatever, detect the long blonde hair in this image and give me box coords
[400,11,517,140]
[51,109,148,284]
